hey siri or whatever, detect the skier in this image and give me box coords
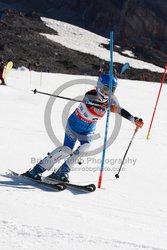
[24,73,144,182]
[0,61,6,85]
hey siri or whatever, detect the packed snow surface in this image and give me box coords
[0,68,167,250]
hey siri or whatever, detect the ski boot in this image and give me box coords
[23,164,45,181]
[47,163,70,183]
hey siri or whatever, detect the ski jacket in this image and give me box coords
[67,89,133,135]
[75,89,120,124]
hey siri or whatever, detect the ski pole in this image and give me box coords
[32,89,82,103]
[32,89,107,108]
[115,126,139,179]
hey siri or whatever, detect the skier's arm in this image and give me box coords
[120,108,144,128]
[111,106,144,128]
[120,108,133,120]
[110,105,133,120]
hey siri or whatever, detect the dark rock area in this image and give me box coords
[1,0,166,69]
[0,9,104,75]
[0,8,164,82]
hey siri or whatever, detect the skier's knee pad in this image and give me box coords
[39,146,72,171]
[65,143,90,168]
[75,143,90,155]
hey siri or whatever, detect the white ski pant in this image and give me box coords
[38,143,90,171]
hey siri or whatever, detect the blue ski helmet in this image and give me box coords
[97,73,118,100]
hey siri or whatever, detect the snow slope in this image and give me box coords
[41,17,164,73]
[0,68,167,250]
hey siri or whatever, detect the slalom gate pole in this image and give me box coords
[146,64,167,139]
[115,126,139,179]
[98,32,113,189]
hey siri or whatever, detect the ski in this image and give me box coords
[43,177,96,193]
[64,182,96,192]
[8,170,66,191]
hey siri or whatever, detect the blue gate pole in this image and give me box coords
[98,32,113,188]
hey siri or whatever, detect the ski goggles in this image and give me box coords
[97,82,117,97]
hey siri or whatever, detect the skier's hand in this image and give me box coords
[134,117,144,128]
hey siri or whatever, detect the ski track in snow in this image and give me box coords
[0,219,164,250]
